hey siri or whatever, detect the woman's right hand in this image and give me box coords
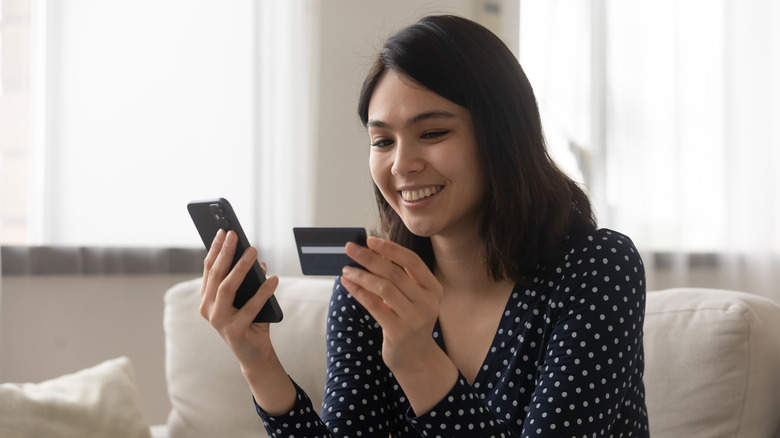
[199,229,279,369]
[199,229,297,415]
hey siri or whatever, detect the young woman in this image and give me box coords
[200,15,649,437]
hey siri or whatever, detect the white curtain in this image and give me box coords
[255,0,320,276]
[10,0,321,277]
[29,0,260,247]
[520,0,780,302]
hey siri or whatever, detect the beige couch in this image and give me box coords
[3,276,779,437]
[159,277,780,438]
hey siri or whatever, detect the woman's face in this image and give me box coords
[367,72,484,239]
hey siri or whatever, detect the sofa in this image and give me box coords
[2,276,780,437]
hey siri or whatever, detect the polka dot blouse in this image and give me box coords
[257,229,649,437]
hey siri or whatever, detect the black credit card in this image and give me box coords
[293,227,368,275]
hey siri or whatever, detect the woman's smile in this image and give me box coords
[400,185,444,203]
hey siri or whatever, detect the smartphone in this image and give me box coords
[187,198,283,323]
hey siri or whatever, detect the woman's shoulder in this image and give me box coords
[565,228,641,258]
[552,228,645,282]
[540,228,646,313]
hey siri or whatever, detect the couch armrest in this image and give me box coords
[644,288,780,438]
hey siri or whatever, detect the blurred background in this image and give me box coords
[1,0,778,425]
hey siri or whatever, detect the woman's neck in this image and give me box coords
[431,232,504,297]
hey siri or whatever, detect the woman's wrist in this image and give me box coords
[240,353,297,416]
[391,342,460,416]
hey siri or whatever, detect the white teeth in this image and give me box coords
[401,186,441,202]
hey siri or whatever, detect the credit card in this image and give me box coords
[293,227,368,275]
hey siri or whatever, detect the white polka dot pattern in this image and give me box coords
[257,229,649,437]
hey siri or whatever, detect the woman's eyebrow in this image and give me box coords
[408,110,456,125]
[367,110,457,130]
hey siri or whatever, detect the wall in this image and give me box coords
[0,274,195,425]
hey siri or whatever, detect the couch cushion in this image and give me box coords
[644,288,780,438]
[0,356,152,438]
[165,279,780,437]
[164,276,333,438]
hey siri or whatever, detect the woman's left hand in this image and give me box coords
[340,237,444,375]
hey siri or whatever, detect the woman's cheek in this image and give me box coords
[369,154,394,202]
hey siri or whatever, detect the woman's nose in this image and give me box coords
[391,141,425,176]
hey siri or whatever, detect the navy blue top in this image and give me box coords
[257,229,649,437]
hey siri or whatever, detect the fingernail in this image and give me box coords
[342,266,355,277]
[346,242,363,255]
[242,248,256,262]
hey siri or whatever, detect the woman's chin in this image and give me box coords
[400,219,439,238]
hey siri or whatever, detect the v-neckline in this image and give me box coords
[432,284,518,386]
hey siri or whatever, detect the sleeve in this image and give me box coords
[255,278,393,438]
[406,376,520,437]
[319,278,401,435]
[256,381,331,438]
[519,230,648,436]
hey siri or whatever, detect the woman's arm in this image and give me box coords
[519,230,649,436]
[199,229,296,415]
[261,278,407,437]
[340,237,459,415]
[339,238,525,437]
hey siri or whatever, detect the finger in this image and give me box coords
[202,231,240,322]
[365,237,439,289]
[259,261,268,274]
[211,244,258,323]
[341,264,413,317]
[340,272,399,326]
[200,229,228,319]
[235,275,279,326]
[344,241,419,301]
[201,229,227,297]
[210,230,239,283]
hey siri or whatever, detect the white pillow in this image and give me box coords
[0,356,152,438]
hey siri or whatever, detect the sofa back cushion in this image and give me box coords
[163,276,333,438]
[164,278,780,438]
[643,288,780,438]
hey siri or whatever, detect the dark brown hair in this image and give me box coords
[358,15,596,284]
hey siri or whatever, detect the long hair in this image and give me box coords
[358,15,596,284]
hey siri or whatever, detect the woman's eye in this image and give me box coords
[371,139,393,148]
[421,130,449,140]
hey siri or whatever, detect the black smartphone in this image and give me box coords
[187,198,283,323]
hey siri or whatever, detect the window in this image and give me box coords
[0,0,359,277]
[519,0,780,256]
[1,0,258,247]
[0,0,33,244]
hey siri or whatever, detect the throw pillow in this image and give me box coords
[0,356,151,438]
